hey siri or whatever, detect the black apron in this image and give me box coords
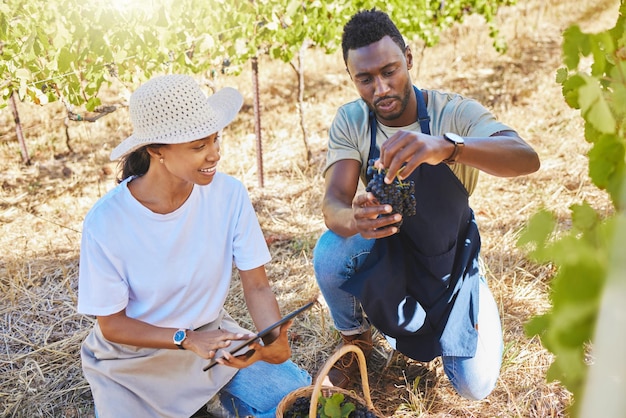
[341,87,480,361]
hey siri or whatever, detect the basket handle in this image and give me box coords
[309,344,374,416]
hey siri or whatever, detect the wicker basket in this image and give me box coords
[276,344,383,417]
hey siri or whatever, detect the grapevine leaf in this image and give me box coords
[609,67,626,118]
[286,0,300,16]
[555,67,569,84]
[561,74,585,109]
[588,134,623,190]
[589,32,614,77]
[545,346,586,390]
[85,96,101,112]
[57,47,74,73]
[577,75,616,134]
[551,262,603,313]
[606,165,626,210]
[562,25,589,70]
[525,312,550,337]
[570,202,601,234]
[516,209,556,262]
[322,393,344,418]
[15,68,31,80]
[340,402,356,416]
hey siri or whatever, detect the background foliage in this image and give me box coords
[519,1,625,416]
[1,0,515,111]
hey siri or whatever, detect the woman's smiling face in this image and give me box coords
[158,132,221,186]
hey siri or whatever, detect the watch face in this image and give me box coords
[174,330,186,343]
[445,132,464,144]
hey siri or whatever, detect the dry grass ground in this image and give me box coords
[0,0,620,416]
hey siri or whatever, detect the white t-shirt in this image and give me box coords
[77,172,271,330]
[325,89,514,196]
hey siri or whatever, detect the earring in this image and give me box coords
[159,158,164,164]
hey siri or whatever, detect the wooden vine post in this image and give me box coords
[9,91,30,165]
[295,43,311,164]
[251,55,264,188]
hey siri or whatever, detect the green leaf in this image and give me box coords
[577,75,616,134]
[340,402,356,417]
[525,313,549,338]
[15,68,31,80]
[57,47,74,73]
[517,209,556,262]
[570,202,601,233]
[555,67,569,84]
[588,134,623,190]
[561,74,585,109]
[562,25,588,70]
[85,96,101,112]
[589,31,614,77]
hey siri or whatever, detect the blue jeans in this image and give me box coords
[313,229,503,400]
[219,359,311,417]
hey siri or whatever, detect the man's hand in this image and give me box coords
[378,130,448,183]
[352,191,402,239]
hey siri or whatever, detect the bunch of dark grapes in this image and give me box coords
[352,404,378,418]
[284,396,311,418]
[365,159,416,229]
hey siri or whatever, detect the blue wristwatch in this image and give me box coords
[173,329,187,350]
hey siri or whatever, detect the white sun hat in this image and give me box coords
[110,74,244,160]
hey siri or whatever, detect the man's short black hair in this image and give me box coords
[341,9,406,64]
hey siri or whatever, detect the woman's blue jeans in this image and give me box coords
[219,359,311,417]
[313,229,503,400]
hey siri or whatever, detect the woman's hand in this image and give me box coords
[213,321,293,369]
[184,329,257,360]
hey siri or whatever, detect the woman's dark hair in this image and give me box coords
[116,144,165,183]
[341,9,406,64]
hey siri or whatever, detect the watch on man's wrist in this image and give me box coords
[173,329,187,350]
[442,132,465,164]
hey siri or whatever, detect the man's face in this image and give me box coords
[346,36,414,127]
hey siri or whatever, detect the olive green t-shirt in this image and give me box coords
[324,89,514,196]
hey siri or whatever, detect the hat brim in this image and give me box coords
[110,86,243,161]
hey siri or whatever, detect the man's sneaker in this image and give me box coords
[325,328,373,388]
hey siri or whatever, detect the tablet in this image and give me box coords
[203,300,315,371]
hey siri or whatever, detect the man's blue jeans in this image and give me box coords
[313,229,503,400]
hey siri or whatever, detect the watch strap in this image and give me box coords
[443,133,465,164]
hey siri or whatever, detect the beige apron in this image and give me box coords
[81,310,250,418]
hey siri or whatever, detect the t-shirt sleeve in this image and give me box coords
[324,107,364,177]
[434,92,517,196]
[77,228,129,316]
[452,98,514,138]
[231,185,271,271]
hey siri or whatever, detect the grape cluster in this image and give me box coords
[284,396,310,418]
[352,405,378,418]
[365,159,416,229]
[283,396,378,418]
